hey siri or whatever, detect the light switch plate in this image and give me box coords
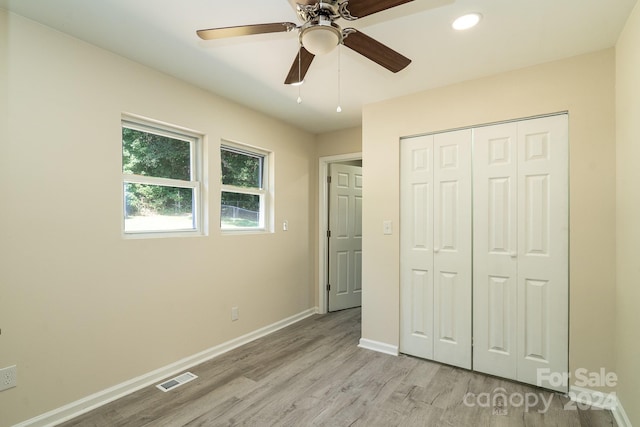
[383,220,392,235]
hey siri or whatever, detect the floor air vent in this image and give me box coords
[156,372,198,392]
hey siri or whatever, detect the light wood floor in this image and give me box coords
[59,308,616,426]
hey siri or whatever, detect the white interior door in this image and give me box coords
[328,163,363,311]
[473,115,568,392]
[400,130,472,369]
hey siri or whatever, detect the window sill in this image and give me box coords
[122,230,203,239]
[220,228,273,236]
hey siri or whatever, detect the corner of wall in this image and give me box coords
[615,1,640,426]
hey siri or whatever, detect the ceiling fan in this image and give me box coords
[196,0,413,85]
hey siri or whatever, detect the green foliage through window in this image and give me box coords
[221,148,262,189]
[123,128,191,180]
[124,183,193,217]
[220,146,266,229]
[121,120,200,234]
[122,126,193,218]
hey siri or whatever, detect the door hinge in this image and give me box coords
[327,230,331,238]
[327,175,332,184]
[326,284,331,291]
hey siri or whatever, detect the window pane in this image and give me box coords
[123,127,191,180]
[221,148,262,188]
[221,192,260,229]
[124,183,195,232]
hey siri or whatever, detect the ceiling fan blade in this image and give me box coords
[342,29,411,72]
[197,22,297,40]
[284,47,315,84]
[344,0,413,18]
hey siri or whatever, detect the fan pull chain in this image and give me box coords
[297,47,303,104]
[336,45,342,113]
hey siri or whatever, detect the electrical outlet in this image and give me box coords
[0,365,17,392]
[231,307,239,321]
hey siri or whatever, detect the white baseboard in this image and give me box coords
[14,307,319,427]
[611,404,632,427]
[357,338,399,356]
[612,399,633,427]
[569,386,632,427]
[569,386,617,410]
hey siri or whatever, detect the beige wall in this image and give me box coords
[316,126,362,158]
[616,2,640,424]
[0,10,317,426]
[361,49,617,389]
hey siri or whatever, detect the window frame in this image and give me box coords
[121,116,203,238]
[220,141,272,234]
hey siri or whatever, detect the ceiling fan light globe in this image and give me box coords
[301,26,340,55]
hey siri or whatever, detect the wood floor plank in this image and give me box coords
[57,308,617,427]
[185,312,365,425]
[211,342,361,422]
[223,334,368,424]
[402,356,442,388]
[141,376,256,427]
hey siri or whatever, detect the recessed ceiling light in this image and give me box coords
[452,13,482,31]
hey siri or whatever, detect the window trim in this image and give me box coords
[121,115,204,238]
[220,141,272,234]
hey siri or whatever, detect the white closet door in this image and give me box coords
[473,123,519,379]
[473,115,568,392]
[516,115,568,392]
[400,130,472,369]
[400,135,435,360]
[432,130,472,369]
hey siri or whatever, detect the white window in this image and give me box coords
[122,117,202,236]
[220,143,271,232]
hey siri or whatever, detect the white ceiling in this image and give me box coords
[1,0,636,134]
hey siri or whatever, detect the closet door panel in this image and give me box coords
[433,129,472,369]
[473,123,518,379]
[516,115,569,392]
[400,135,435,359]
